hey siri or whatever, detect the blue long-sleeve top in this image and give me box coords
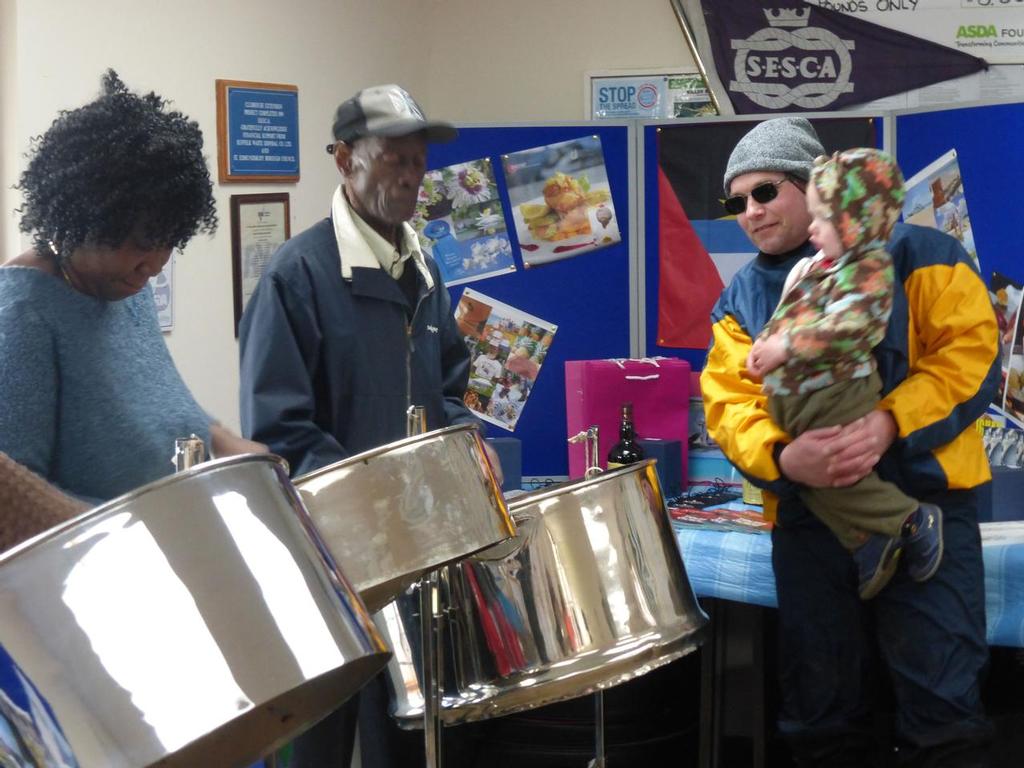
[0,267,210,504]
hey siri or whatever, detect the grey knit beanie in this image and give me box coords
[723,117,825,195]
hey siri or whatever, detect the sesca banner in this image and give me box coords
[698,0,988,113]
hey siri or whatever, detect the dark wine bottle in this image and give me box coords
[607,402,644,469]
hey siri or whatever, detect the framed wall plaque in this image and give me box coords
[216,79,300,183]
[230,193,290,335]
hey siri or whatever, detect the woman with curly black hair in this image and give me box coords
[0,70,262,509]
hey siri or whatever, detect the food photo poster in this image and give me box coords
[501,135,620,267]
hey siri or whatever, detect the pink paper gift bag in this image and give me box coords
[565,357,690,479]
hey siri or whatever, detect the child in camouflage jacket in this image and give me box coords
[746,148,943,600]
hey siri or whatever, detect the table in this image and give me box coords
[675,521,1024,647]
[675,521,1024,767]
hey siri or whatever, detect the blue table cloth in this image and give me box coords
[675,521,1024,647]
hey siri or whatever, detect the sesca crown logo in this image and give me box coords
[729,8,855,110]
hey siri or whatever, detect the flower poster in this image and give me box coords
[411,157,515,286]
[902,149,978,269]
[454,288,557,432]
[501,135,620,267]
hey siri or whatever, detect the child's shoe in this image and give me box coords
[853,534,903,600]
[903,503,944,582]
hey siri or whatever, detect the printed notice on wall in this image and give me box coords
[216,80,300,183]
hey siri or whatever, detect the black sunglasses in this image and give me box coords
[722,178,792,216]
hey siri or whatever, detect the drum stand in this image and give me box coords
[172,434,205,472]
[569,426,608,767]
[407,406,446,768]
[568,425,603,481]
[588,690,607,768]
[421,569,444,768]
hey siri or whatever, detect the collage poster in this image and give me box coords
[902,149,978,269]
[502,135,620,267]
[985,272,1024,469]
[454,288,557,432]
[410,157,516,287]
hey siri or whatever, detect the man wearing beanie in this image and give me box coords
[701,118,999,766]
[239,84,497,767]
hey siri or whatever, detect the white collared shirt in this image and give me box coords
[330,185,434,290]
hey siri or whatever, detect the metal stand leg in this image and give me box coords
[587,690,607,768]
[407,405,443,768]
[751,606,766,768]
[699,599,722,768]
[421,571,443,768]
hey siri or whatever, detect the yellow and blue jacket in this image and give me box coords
[701,223,1000,521]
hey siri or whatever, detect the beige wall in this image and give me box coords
[3,0,695,431]
[423,0,694,122]
[0,0,16,260]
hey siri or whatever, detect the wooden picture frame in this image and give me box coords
[230,193,291,336]
[216,79,300,183]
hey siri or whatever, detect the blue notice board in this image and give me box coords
[217,80,300,182]
[895,103,1023,283]
[427,125,632,479]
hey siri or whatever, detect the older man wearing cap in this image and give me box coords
[239,84,495,767]
[700,118,999,766]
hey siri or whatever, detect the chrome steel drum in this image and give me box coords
[382,460,708,725]
[0,455,389,768]
[295,424,515,612]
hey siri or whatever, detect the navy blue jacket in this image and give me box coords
[239,218,477,477]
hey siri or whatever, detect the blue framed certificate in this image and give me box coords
[216,79,300,183]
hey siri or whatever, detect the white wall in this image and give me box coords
[422,0,695,122]
[4,0,695,432]
[1,0,16,259]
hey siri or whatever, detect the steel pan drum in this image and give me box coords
[382,460,709,725]
[294,424,515,612]
[0,455,389,768]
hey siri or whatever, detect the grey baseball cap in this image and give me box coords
[329,84,457,149]
[723,117,824,194]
